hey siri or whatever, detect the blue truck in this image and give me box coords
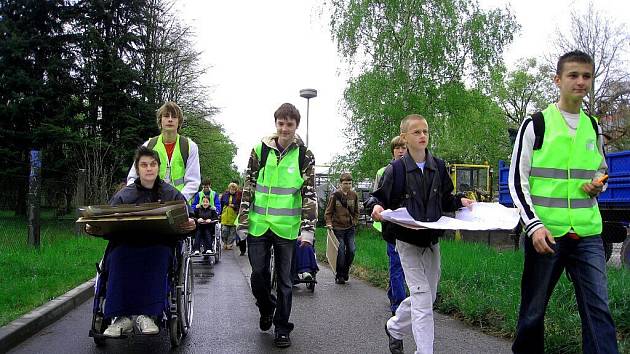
[498,150,630,266]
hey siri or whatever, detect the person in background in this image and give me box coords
[325,172,359,284]
[220,182,241,252]
[193,196,219,256]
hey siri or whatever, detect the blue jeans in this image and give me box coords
[247,231,295,335]
[512,235,618,354]
[387,242,406,314]
[334,227,356,280]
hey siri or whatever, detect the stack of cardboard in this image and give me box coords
[76,200,189,236]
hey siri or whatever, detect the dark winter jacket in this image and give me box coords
[366,150,463,247]
[107,178,189,243]
[194,206,219,231]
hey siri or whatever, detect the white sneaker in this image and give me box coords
[103,316,133,337]
[136,315,159,335]
[205,249,212,255]
[193,250,200,256]
[300,272,313,281]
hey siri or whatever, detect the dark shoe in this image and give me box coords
[335,276,345,284]
[259,313,273,331]
[240,252,245,256]
[385,323,404,354]
[274,333,291,348]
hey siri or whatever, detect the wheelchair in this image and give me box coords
[268,239,317,293]
[89,236,194,347]
[190,222,222,264]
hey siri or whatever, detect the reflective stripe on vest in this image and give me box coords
[529,104,603,237]
[152,134,186,192]
[248,142,304,239]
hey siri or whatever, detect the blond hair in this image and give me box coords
[399,114,426,133]
[156,101,184,131]
[228,182,238,190]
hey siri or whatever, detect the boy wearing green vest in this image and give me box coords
[373,136,407,315]
[191,179,221,213]
[127,101,201,202]
[236,103,316,348]
[509,50,618,353]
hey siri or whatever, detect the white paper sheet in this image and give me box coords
[380,202,520,231]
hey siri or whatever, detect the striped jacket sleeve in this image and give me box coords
[508,118,544,237]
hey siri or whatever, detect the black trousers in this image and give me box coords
[247,230,295,335]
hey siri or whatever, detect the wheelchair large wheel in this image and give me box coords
[214,234,221,263]
[179,255,194,336]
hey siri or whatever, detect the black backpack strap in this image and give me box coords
[587,114,599,137]
[531,112,545,150]
[391,158,406,204]
[147,136,158,150]
[259,143,271,170]
[298,145,307,173]
[179,135,189,168]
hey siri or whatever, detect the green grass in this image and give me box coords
[315,227,629,354]
[0,211,106,326]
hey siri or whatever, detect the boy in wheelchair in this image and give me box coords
[86,147,195,339]
[193,195,219,255]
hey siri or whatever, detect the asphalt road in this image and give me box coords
[9,249,512,354]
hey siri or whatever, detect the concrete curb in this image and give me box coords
[0,279,95,353]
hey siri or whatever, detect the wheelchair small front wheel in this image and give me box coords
[169,316,182,347]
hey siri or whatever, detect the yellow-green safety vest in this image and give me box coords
[372,166,387,232]
[249,143,304,239]
[529,104,603,237]
[151,134,186,192]
[198,190,216,205]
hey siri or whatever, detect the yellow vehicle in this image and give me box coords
[449,163,493,202]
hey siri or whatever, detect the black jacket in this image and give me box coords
[194,206,219,230]
[366,149,463,247]
[110,178,186,206]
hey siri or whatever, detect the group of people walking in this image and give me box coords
[86,49,619,353]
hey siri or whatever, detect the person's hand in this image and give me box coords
[85,224,104,236]
[460,198,475,209]
[531,227,555,254]
[326,224,333,230]
[176,218,196,233]
[197,218,204,223]
[299,239,312,248]
[195,203,201,209]
[371,205,385,222]
[582,180,604,197]
[229,204,235,209]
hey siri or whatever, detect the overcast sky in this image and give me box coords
[176,0,629,172]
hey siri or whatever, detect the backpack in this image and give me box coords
[531,111,599,150]
[147,135,190,167]
[258,143,307,174]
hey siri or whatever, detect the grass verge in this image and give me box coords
[315,227,629,353]
[0,211,106,326]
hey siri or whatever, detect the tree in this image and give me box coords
[491,58,555,128]
[180,114,239,194]
[0,0,82,214]
[550,2,630,150]
[328,0,519,179]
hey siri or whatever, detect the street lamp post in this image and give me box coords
[299,88,317,146]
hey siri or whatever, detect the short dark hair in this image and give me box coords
[340,172,353,182]
[134,146,161,174]
[202,178,211,187]
[274,103,301,126]
[556,50,594,75]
